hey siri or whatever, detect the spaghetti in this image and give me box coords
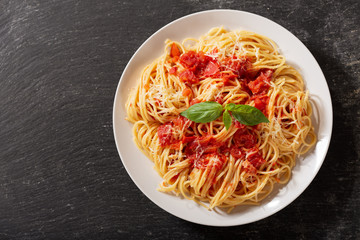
[125,27,316,211]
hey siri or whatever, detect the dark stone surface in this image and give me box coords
[0,0,359,239]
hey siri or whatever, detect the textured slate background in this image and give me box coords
[0,0,359,239]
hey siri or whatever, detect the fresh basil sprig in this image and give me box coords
[180,101,223,123]
[225,103,269,126]
[222,109,232,130]
[180,101,269,129]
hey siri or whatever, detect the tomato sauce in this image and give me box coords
[178,51,220,84]
[248,69,273,95]
[215,95,223,104]
[179,69,197,84]
[157,49,273,174]
[175,50,273,106]
[158,119,265,173]
[233,129,257,149]
[220,56,252,78]
[246,147,266,169]
[169,67,177,75]
[189,98,201,106]
[157,123,175,147]
[157,116,189,149]
[252,95,269,113]
[230,147,244,159]
[192,153,226,170]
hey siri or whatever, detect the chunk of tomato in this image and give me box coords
[182,87,192,97]
[179,51,198,68]
[253,95,269,112]
[247,148,266,169]
[169,67,177,75]
[203,61,219,77]
[230,147,245,159]
[233,129,257,149]
[158,123,174,147]
[179,69,198,84]
[248,70,273,95]
[190,98,201,106]
[170,43,181,58]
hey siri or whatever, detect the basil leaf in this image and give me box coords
[225,103,237,111]
[180,101,223,123]
[223,110,232,130]
[230,104,269,126]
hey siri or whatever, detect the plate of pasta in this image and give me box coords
[113,10,332,226]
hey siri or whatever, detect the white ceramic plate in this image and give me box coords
[113,10,333,226]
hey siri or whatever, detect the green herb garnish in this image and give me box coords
[180,101,269,128]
